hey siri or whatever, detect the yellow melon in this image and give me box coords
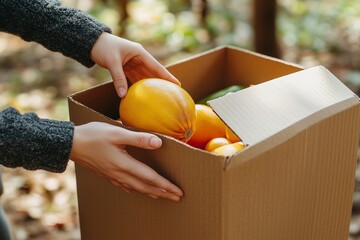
[119,78,196,142]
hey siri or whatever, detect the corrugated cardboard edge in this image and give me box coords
[226,96,360,169]
[209,66,358,146]
[206,65,360,169]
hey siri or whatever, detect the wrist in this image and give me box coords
[90,32,111,63]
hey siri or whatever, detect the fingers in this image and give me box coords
[109,179,133,193]
[111,141,183,200]
[108,155,183,201]
[91,33,180,97]
[133,164,184,198]
[108,62,128,98]
[109,51,180,98]
[109,127,183,200]
[141,53,181,86]
[126,172,182,201]
[153,66,181,86]
[119,152,183,196]
[121,130,163,149]
[115,166,183,201]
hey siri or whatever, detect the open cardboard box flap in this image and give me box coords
[68,46,360,240]
[208,66,360,146]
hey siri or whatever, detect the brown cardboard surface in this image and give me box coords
[225,46,302,86]
[68,45,360,240]
[224,104,360,239]
[166,46,302,102]
[208,65,358,145]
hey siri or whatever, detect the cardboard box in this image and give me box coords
[68,46,360,240]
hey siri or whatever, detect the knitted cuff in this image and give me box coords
[0,107,75,173]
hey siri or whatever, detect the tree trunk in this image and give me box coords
[191,0,208,26]
[253,0,280,58]
[117,0,129,36]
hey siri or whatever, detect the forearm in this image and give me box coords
[0,107,74,172]
[0,0,111,67]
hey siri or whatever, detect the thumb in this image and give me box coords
[109,64,128,97]
[126,131,163,150]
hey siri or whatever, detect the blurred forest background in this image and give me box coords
[1,0,360,239]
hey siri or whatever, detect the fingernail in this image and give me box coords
[175,190,183,197]
[148,194,158,199]
[172,191,183,198]
[150,137,162,148]
[118,87,126,97]
[172,195,181,202]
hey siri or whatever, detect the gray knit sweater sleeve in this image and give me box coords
[0,107,74,172]
[0,0,112,67]
[0,0,111,172]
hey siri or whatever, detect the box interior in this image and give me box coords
[166,46,302,103]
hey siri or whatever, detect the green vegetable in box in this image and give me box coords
[196,85,246,104]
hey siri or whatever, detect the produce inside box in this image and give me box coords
[118,78,248,155]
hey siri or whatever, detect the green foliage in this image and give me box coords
[277,0,360,52]
[111,0,252,53]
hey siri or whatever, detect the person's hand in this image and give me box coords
[90,32,180,97]
[69,122,183,201]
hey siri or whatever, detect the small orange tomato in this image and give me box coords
[225,126,241,143]
[211,142,246,156]
[205,137,231,152]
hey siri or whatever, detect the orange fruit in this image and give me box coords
[225,126,241,143]
[204,137,231,152]
[187,104,227,149]
[119,78,196,142]
[211,142,246,156]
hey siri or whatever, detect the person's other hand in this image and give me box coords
[90,32,180,97]
[69,122,183,201]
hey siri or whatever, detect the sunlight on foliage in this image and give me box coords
[278,0,360,52]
